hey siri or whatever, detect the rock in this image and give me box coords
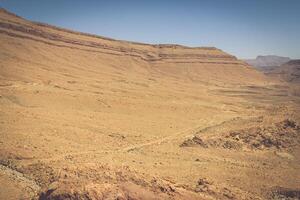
[180,136,208,148]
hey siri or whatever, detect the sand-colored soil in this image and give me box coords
[0,8,299,200]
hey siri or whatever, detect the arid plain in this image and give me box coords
[0,9,299,200]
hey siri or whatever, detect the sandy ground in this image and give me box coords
[0,8,300,200]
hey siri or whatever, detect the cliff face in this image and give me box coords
[0,8,266,86]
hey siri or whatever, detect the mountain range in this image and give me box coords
[245,55,291,71]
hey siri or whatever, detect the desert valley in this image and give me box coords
[0,8,300,200]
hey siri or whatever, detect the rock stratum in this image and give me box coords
[0,8,300,200]
[0,8,266,86]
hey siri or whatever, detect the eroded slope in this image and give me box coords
[0,8,299,200]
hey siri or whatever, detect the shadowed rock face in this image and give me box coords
[271,187,300,200]
[1,8,300,200]
[265,60,300,83]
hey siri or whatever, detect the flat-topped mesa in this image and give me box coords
[0,8,239,63]
[0,8,266,85]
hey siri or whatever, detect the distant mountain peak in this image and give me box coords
[244,55,291,68]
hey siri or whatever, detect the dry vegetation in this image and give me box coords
[0,8,299,200]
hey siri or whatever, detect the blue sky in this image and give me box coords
[1,0,299,59]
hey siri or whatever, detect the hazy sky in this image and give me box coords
[1,0,299,59]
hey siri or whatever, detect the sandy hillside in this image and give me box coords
[0,8,300,200]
